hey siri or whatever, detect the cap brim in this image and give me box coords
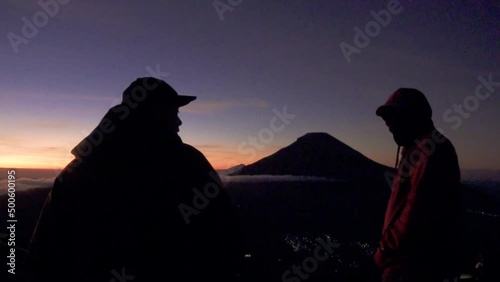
[376,104,405,117]
[174,95,197,107]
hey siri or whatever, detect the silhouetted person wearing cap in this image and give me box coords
[26,77,242,282]
[374,88,462,282]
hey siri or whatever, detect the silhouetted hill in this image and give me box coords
[236,132,393,182]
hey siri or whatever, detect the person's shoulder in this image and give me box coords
[54,159,101,189]
[179,144,223,185]
[423,129,459,167]
[181,143,207,158]
[432,130,457,155]
[180,143,213,166]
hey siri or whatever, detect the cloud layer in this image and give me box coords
[0,177,54,194]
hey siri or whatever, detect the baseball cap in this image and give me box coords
[122,77,196,107]
[376,88,432,119]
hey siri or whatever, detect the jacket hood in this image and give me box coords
[71,104,182,164]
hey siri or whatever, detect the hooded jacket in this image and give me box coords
[374,128,462,278]
[26,105,242,282]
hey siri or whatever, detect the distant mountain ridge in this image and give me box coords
[232,132,393,182]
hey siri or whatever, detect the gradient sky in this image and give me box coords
[1,0,499,170]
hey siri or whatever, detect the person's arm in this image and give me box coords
[182,145,243,279]
[381,146,458,255]
[25,190,56,281]
[26,165,105,281]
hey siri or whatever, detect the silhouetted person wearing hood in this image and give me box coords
[374,88,462,282]
[26,77,242,282]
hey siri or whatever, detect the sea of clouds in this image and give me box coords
[1,169,499,195]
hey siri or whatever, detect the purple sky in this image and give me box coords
[1,0,499,170]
